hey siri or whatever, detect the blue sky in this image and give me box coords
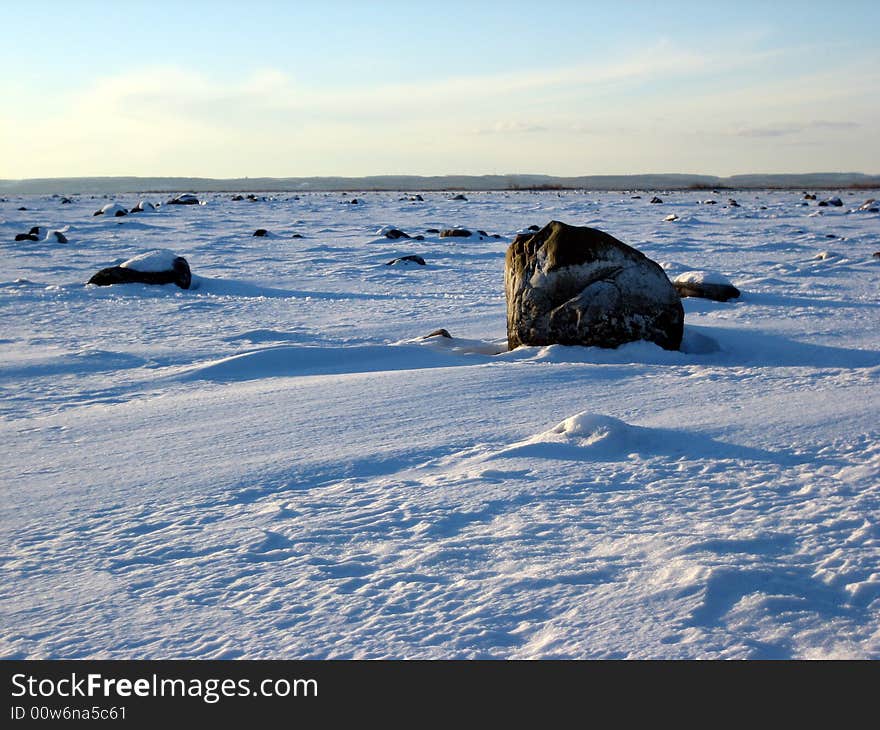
[1,0,877,178]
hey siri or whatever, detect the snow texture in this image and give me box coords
[0,188,878,659]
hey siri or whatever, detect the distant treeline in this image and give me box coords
[2,173,879,195]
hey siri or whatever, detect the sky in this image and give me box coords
[1,0,878,179]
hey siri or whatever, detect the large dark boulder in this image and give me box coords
[88,250,192,290]
[505,221,683,351]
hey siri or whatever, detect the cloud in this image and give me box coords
[735,120,862,138]
[474,121,549,135]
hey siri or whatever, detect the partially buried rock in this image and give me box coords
[421,328,452,339]
[650,196,663,204]
[727,198,740,207]
[15,233,39,242]
[253,229,269,237]
[673,271,740,302]
[440,228,472,238]
[386,255,426,266]
[166,193,200,205]
[50,231,68,243]
[505,221,684,351]
[88,249,192,290]
[451,194,468,201]
[382,228,411,239]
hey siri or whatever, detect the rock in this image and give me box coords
[451,194,468,201]
[17,207,27,211]
[527,225,541,231]
[60,197,73,204]
[28,226,41,236]
[440,228,472,238]
[350,198,359,204]
[386,255,426,266]
[804,193,817,200]
[93,203,128,217]
[702,199,717,205]
[820,197,843,207]
[873,252,880,259]
[166,193,200,205]
[231,194,244,201]
[88,249,192,289]
[426,228,440,234]
[383,228,411,240]
[421,328,452,339]
[650,196,663,204]
[14,233,39,242]
[413,235,425,241]
[253,229,269,237]
[505,221,684,351]
[291,233,304,239]
[727,199,740,207]
[51,231,68,243]
[673,271,740,302]
[856,199,877,212]
[664,214,680,222]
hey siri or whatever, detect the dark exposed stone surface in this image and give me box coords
[88,256,192,290]
[386,255,426,266]
[728,199,740,207]
[421,328,452,339]
[253,229,268,237]
[440,228,472,238]
[291,233,304,239]
[426,228,440,234]
[52,231,68,243]
[527,225,540,231]
[505,221,683,351]
[650,196,663,204]
[15,233,39,241]
[451,194,468,201]
[384,228,411,239]
[673,278,740,302]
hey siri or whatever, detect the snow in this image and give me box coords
[119,249,183,272]
[0,188,878,659]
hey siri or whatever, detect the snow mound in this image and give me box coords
[175,342,492,382]
[120,249,184,272]
[492,411,665,462]
[550,412,632,445]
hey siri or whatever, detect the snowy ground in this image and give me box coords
[1,188,878,659]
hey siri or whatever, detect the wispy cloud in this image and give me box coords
[736,120,862,137]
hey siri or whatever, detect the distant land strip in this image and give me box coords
[2,173,879,195]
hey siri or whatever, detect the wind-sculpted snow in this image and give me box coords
[0,189,878,658]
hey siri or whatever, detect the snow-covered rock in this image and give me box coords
[505,220,684,351]
[93,202,128,217]
[673,270,740,301]
[88,249,192,289]
[130,201,157,213]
